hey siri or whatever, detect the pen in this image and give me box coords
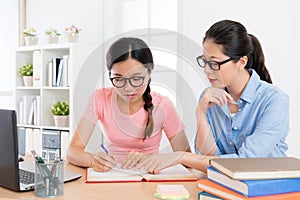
[100,144,120,169]
[100,144,109,155]
[31,150,55,186]
[31,150,45,163]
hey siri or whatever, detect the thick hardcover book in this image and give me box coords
[209,157,300,180]
[86,164,197,183]
[207,166,300,197]
[198,191,222,200]
[197,179,300,200]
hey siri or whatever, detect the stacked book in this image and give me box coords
[197,157,300,200]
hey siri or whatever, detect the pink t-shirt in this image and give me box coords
[82,87,185,162]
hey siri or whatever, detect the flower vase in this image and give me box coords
[23,76,33,87]
[66,33,79,43]
[46,35,59,44]
[25,36,38,46]
[53,115,69,127]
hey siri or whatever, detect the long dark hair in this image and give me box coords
[106,37,154,140]
[203,20,272,83]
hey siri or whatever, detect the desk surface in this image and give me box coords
[0,161,205,200]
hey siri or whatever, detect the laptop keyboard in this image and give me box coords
[19,169,35,184]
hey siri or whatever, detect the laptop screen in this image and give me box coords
[0,109,20,191]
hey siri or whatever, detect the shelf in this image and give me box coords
[14,44,81,159]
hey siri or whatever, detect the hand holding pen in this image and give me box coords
[91,144,117,172]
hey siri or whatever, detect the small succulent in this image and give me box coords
[50,101,69,116]
[45,28,61,36]
[18,63,33,76]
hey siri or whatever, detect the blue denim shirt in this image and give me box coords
[194,69,290,158]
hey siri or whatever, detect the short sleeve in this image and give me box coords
[81,91,99,125]
[160,96,185,139]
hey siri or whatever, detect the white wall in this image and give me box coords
[0,0,18,109]
[24,0,300,157]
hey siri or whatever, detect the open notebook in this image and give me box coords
[86,164,197,183]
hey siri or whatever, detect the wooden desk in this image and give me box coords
[0,162,205,200]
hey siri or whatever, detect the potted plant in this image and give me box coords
[45,28,61,44]
[65,25,81,43]
[23,28,38,46]
[50,101,69,127]
[18,63,33,86]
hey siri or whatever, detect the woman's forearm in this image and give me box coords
[179,152,218,172]
[66,145,94,167]
[195,111,217,156]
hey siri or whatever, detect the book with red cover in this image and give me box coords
[86,164,197,183]
[197,179,300,200]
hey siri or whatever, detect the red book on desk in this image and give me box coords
[86,164,197,183]
[197,179,300,200]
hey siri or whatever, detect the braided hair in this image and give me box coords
[106,37,154,140]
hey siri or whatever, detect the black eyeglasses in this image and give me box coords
[110,76,145,88]
[196,55,233,71]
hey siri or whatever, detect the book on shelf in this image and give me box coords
[62,55,69,87]
[33,96,40,125]
[52,57,62,87]
[197,179,300,200]
[86,164,197,183]
[47,62,53,86]
[32,50,41,87]
[17,127,26,156]
[19,95,40,125]
[207,166,300,197]
[25,128,34,155]
[50,56,69,87]
[60,130,70,159]
[33,129,42,155]
[209,157,300,180]
[56,59,64,86]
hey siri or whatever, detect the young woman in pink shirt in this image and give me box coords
[67,37,190,172]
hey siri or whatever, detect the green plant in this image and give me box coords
[18,63,33,76]
[45,28,61,36]
[50,101,69,116]
[23,28,37,37]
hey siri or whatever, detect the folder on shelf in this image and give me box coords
[33,50,41,87]
[56,59,64,86]
[62,55,69,87]
[52,57,62,87]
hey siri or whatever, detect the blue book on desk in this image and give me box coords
[207,166,300,197]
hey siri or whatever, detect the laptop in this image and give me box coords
[0,109,82,192]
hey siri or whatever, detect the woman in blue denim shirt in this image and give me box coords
[134,19,290,173]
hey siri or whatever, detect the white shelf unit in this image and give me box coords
[15,44,82,159]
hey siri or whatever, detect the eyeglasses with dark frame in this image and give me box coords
[196,55,233,71]
[110,76,146,88]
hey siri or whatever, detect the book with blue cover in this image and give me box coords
[207,166,300,197]
[197,179,300,200]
